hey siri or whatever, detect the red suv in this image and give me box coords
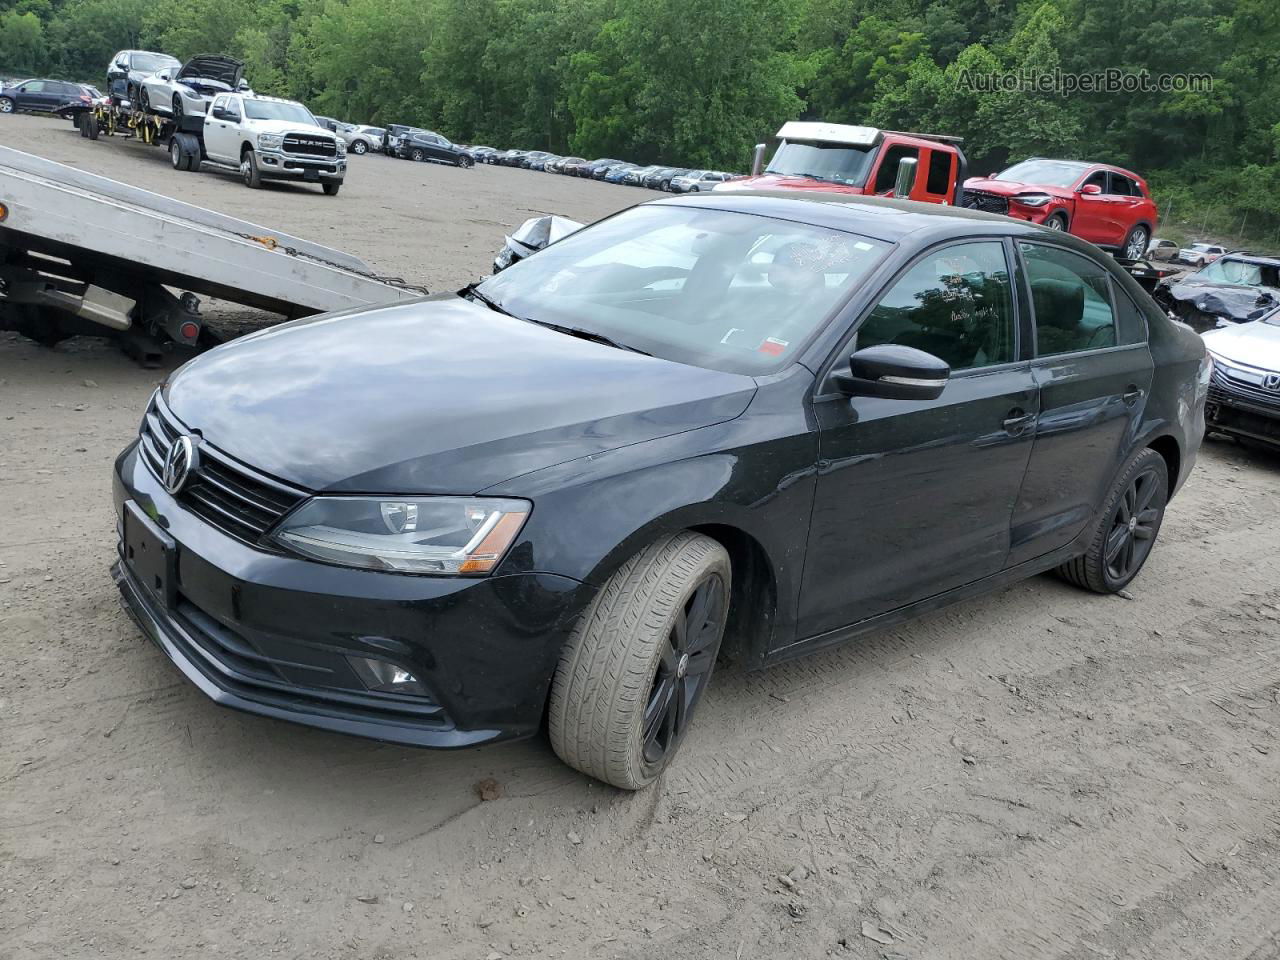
[962,159,1158,259]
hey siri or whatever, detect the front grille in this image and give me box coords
[283,133,337,158]
[1209,364,1280,410]
[138,393,307,544]
[961,189,1010,215]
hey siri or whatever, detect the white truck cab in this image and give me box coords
[193,94,346,194]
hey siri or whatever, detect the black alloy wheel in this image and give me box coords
[1103,464,1162,583]
[641,572,726,767]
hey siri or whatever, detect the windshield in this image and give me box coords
[995,159,1089,188]
[475,205,890,375]
[766,140,875,186]
[244,100,318,124]
[133,53,178,73]
[1199,258,1280,287]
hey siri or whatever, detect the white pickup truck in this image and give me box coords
[173,93,347,195]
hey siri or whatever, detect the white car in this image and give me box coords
[1201,309,1280,449]
[139,55,248,120]
[338,123,384,155]
[190,93,346,194]
[1178,242,1227,268]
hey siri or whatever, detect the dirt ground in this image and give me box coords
[3,111,1280,960]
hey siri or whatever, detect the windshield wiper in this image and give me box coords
[523,317,652,356]
[461,283,520,320]
[773,171,846,184]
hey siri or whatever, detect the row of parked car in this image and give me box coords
[462,148,739,192]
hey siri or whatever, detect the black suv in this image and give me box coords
[397,129,474,167]
[0,78,87,117]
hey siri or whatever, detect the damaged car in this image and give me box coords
[1155,252,1280,331]
[112,193,1206,790]
[139,55,249,120]
[1201,307,1280,449]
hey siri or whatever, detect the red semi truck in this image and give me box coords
[713,121,969,205]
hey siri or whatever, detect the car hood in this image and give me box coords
[963,177,1073,199]
[1201,316,1280,368]
[164,295,756,494]
[713,174,866,194]
[1161,277,1280,323]
[177,55,244,87]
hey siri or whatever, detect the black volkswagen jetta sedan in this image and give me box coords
[113,192,1208,789]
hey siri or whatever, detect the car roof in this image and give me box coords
[657,189,1107,250]
[1218,252,1280,267]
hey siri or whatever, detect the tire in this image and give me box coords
[171,94,183,122]
[1056,447,1168,594]
[240,150,262,189]
[169,139,189,171]
[1044,212,1068,231]
[59,109,75,121]
[0,96,14,114]
[86,114,98,140]
[79,113,90,138]
[350,139,367,155]
[549,532,732,790]
[1123,225,1149,261]
[410,148,425,162]
[457,154,474,168]
[140,89,150,112]
[322,182,341,196]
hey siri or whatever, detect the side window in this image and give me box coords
[23,81,44,92]
[211,95,225,112]
[1106,174,1134,196]
[856,241,1016,371]
[873,144,920,194]
[925,149,953,195]
[1019,243,1118,355]
[1081,171,1107,192]
[1112,288,1148,345]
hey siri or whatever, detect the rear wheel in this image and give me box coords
[1123,225,1150,260]
[79,113,90,138]
[171,94,183,122]
[0,96,14,114]
[169,139,189,171]
[410,148,425,162]
[549,532,731,789]
[1057,447,1168,593]
[140,89,151,112]
[86,114,98,140]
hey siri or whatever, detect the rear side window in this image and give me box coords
[1019,243,1119,355]
[856,240,1016,371]
[925,149,952,195]
[1106,174,1136,196]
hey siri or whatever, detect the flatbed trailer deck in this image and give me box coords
[0,145,422,364]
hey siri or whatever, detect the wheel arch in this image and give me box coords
[1145,433,1181,495]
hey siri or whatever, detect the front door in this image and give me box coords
[15,81,49,111]
[797,238,1038,640]
[1071,170,1113,244]
[1006,240,1155,565]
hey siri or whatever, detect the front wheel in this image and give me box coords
[241,151,262,189]
[322,182,341,196]
[457,154,474,168]
[1057,447,1168,594]
[171,95,183,122]
[350,139,367,155]
[1123,225,1150,261]
[549,532,731,790]
[1044,212,1068,231]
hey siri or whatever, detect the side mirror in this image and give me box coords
[750,142,766,176]
[833,344,949,401]
[1080,183,1102,196]
[210,106,225,120]
[236,80,250,91]
[893,156,918,199]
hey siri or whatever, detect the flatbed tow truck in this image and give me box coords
[0,145,421,365]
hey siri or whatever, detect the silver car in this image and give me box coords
[138,55,248,120]
[337,123,384,155]
[1201,310,1280,448]
[106,50,180,105]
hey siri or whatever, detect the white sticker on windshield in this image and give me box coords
[853,241,875,251]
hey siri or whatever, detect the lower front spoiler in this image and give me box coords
[113,559,503,749]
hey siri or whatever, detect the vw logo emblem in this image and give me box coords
[162,435,198,494]
[1264,372,1280,392]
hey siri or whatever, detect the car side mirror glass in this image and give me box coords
[1080,183,1102,196]
[893,156,918,198]
[833,344,950,401]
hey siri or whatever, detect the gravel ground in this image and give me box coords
[3,111,1280,960]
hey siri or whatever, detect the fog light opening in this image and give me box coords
[347,655,427,696]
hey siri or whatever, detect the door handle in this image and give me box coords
[1002,409,1036,435]
[1122,385,1145,406]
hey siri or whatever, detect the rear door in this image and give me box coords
[1103,173,1144,246]
[798,238,1038,638]
[1006,241,1154,566]
[203,95,237,162]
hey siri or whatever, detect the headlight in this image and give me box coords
[257,133,283,150]
[335,139,347,156]
[270,496,530,575]
[1014,193,1052,207]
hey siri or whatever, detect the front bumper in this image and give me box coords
[256,149,346,182]
[112,442,593,748]
[1206,366,1280,447]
